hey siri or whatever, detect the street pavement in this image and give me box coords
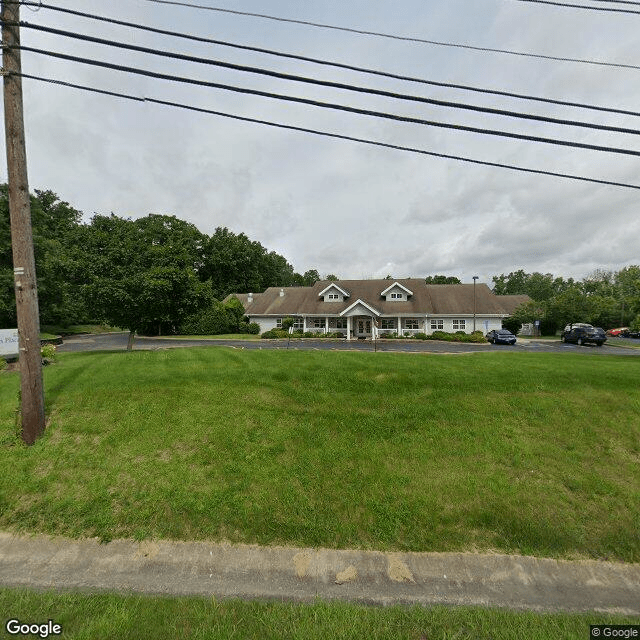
[57,332,640,356]
[1,532,639,613]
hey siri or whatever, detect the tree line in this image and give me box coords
[493,269,640,334]
[0,186,323,339]
[3,187,638,339]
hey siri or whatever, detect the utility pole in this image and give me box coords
[2,0,46,445]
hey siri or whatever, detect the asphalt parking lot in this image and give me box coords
[57,333,640,356]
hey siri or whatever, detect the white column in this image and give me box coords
[303,316,307,332]
[398,316,402,336]
[325,317,329,334]
[347,317,351,340]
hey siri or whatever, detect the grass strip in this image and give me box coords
[1,588,638,640]
[1,349,639,561]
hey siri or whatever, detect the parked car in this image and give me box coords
[561,323,606,346]
[607,327,629,337]
[486,329,517,345]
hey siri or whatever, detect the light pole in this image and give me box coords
[472,276,479,332]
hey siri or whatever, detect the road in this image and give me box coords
[57,333,640,356]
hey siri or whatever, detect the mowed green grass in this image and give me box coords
[0,348,639,561]
[2,588,637,640]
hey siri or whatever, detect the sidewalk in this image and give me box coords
[1,532,639,614]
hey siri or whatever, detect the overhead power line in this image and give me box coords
[507,0,640,12]
[9,6,640,117]
[16,71,640,191]
[14,44,640,158]
[15,0,640,71]
[13,20,640,137]
[587,0,640,5]
[142,0,640,16]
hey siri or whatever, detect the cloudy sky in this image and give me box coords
[4,0,640,283]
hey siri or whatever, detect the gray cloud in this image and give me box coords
[5,0,639,284]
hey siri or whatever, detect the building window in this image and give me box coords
[430,319,444,330]
[390,292,403,299]
[312,317,325,328]
[404,319,420,330]
[277,317,303,329]
[380,318,395,330]
[452,319,466,331]
[335,318,347,329]
[327,293,340,301]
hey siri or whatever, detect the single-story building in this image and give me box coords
[228,279,530,340]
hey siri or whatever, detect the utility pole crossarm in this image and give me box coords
[2,0,46,445]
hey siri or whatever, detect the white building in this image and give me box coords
[228,279,529,340]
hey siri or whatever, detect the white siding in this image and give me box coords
[250,316,279,332]
[426,317,503,334]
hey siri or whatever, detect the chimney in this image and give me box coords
[279,288,285,297]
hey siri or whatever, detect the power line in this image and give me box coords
[10,5,640,117]
[16,1,640,71]
[507,0,640,12]
[587,0,640,4]
[15,45,640,158]
[587,0,640,5]
[142,0,640,16]
[16,71,640,191]
[14,20,640,137]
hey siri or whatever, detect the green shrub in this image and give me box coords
[247,322,260,335]
[261,329,289,339]
[40,344,57,363]
[413,332,428,340]
[427,330,486,343]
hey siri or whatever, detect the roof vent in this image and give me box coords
[279,288,285,297]
[247,293,253,303]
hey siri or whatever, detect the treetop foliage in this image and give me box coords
[493,267,640,333]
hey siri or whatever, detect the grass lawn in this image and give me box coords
[0,348,639,561]
[1,588,637,640]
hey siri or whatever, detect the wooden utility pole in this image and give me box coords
[2,0,46,444]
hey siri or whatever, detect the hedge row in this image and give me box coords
[260,330,487,343]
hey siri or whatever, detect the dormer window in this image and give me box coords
[381,282,413,301]
[319,283,350,303]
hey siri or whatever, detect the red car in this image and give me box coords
[607,327,629,337]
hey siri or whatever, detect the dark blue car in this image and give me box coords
[486,329,516,345]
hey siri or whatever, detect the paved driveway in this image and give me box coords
[57,333,640,356]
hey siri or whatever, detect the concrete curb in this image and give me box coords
[1,533,639,613]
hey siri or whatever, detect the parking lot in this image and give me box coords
[57,333,640,356]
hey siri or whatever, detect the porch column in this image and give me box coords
[303,316,307,332]
[325,317,329,334]
[398,316,402,337]
[347,317,351,341]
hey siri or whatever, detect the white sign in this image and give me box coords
[0,329,19,358]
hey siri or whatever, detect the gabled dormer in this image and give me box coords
[319,283,350,303]
[380,282,413,302]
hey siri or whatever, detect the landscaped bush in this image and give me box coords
[413,333,428,340]
[40,344,57,364]
[427,330,487,343]
[247,322,260,335]
[261,329,289,339]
